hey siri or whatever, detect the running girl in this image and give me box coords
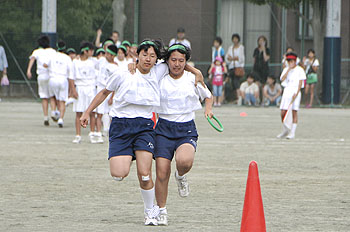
[154,44,213,225]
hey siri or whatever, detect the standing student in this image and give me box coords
[302,49,319,108]
[208,56,227,106]
[27,35,57,126]
[68,41,97,143]
[277,52,306,139]
[225,33,245,105]
[46,40,73,127]
[95,45,119,142]
[154,44,213,226]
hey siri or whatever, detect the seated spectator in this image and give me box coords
[263,76,282,106]
[240,73,259,106]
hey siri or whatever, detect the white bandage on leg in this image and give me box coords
[141,175,150,181]
[112,176,124,181]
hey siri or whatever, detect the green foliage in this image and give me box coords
[0,0,113,80]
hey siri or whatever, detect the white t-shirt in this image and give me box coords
[114,58,133,71]
[157,71,212,122]
[29,48,56,75]
[225,44,245,69]
[96,57,119,87]
[169,38,191,49]
[280,66,306,93]
[69,58,97,86]
[240,81,259,95]
[304,58,319,74]
[106,63,168,119]
[47,51,72,79]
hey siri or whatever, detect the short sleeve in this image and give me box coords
[69,60,76,80]
[313,59,320,67]
[106,72,123,92]
[220,48,225,58]
[253,48,259,58]
[196,84,212,101]
[299,68,307,81]
[280,68,288,81]
[29,49,38,60]
[153,63,169,81]
[263,85,268,92]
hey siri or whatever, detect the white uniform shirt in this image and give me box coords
[157,71,212,122]
[47,52,72,79]
[106,63,168,119]
[114,58,133,71]
[280,66,306,94]
[69,58,97,86]
[29,48,56,75]
[225,44,245,69]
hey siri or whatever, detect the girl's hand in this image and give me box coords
[80,112,89,128]
[205,110,214,119]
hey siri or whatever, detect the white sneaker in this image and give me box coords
[286,133,295,139]
[51,111,59,122]
[58,118,63,128]
[89,132,96,144]
[277,130,289,139]
[72,135,81,144]
[94,132,104,144]
[175,171,189,197]
[157,208,168,226]
[144,206,159,226]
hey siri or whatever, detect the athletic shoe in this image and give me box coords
[157,208,168,226]
[58,118,63,128]
[89,132,96,144]
[286,133,295,139]
[44,120,49,126]
[175,171,189,197]
[94,132,104,144]
[51,111,59,122]
[144,206,159,226]
[277,131,289,139]
[72,135,81,144]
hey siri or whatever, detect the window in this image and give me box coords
[297,1,313,39]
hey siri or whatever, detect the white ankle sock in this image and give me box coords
[291,123,297,134]
[175,170,184,179]
[159,207,167,214]
[141,187,155,211]
[44,116,48,121]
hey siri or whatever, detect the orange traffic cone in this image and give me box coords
[240,161,266,232]
[151,112,157,129]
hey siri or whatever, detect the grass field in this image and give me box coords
[0,100,349,231]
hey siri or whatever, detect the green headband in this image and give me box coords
[67,48,76,53]
[56,42,66,51]
[168,44,186,52]
[81,47,90,52]
[96,48,105,54]
[139,40,157,48]
[131,43,138,47]
[106,47,117,56]
[104,40,114,46]
[119,45,127,52]
[122,40,131,47]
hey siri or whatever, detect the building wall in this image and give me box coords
[138,0,216,62]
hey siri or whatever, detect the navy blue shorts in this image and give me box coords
[154,118,198,161]
[108,117,155,160]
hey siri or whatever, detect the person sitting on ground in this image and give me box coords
[240,73,259,106]
[263,75,282,106]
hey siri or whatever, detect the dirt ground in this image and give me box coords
[0,100,349,232]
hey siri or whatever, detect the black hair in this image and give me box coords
[66,48,76,54]
[79,41,94,54]
[107,45,118,55]
[214,36,222,45]
[232,33,240,42]
[307,49,315,55]
[95,47,105,56]
[37,35,50,48]
[103,38,114,45]
[257,35,268,47]
[267,75,276,85]
[137,38,164,60]
[117,46,127,56]
[166,43,191,61]
[247,73,255,80]
[57,40,66,52]
[112,31,119,36]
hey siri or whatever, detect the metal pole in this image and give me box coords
[42,0,57,48]
[133,0,139,44]
[281,7,287,71]
[216,0,221,37]
[301,0,305,58]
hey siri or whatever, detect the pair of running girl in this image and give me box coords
[80,40,213,226]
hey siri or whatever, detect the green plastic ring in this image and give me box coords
[207,115,224,132]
